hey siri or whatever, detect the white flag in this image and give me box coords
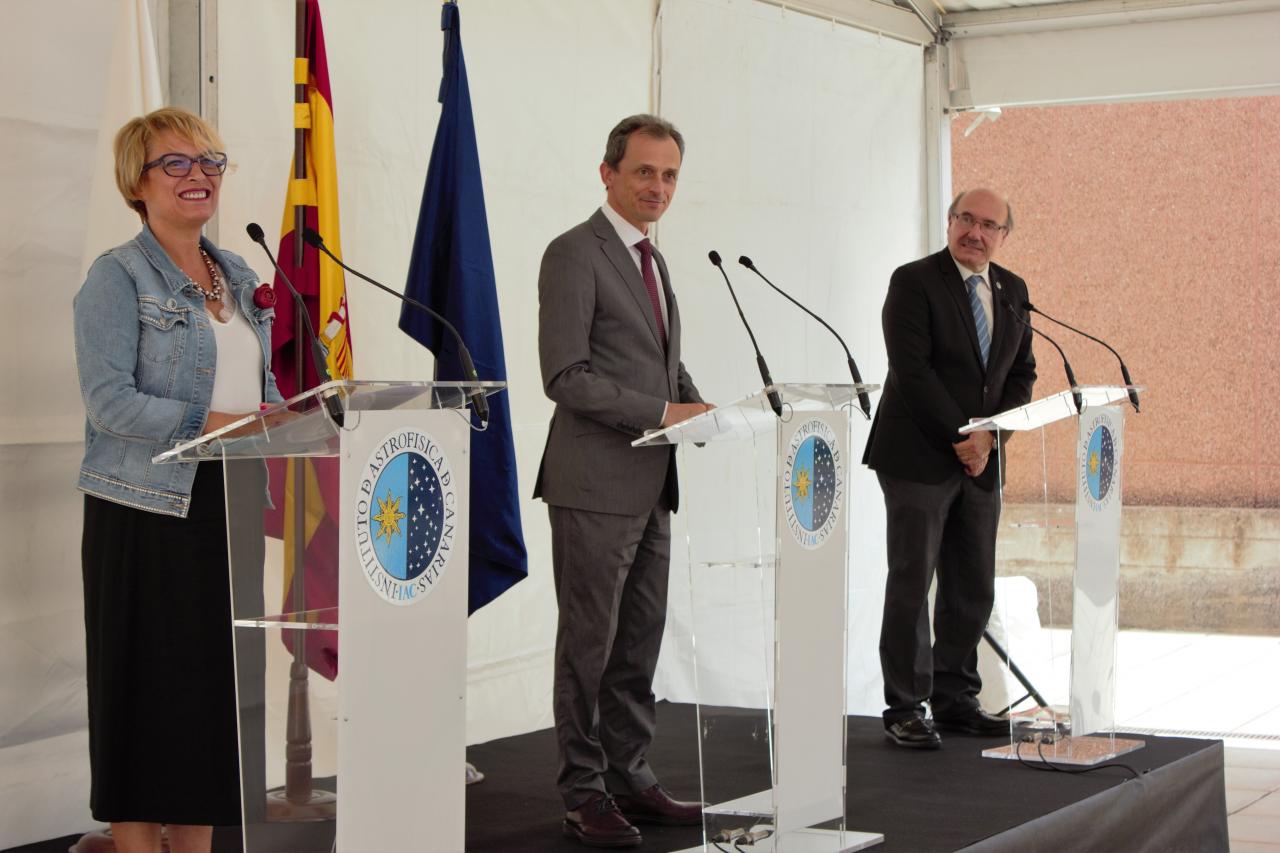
[80,0,164,279]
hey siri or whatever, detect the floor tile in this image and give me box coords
[1119,644,1280,733]
[1228,748,1280,770]
[1225,737,1280,753]
[1227,841,1280,852]
[999,629,1280,739]
[1227,767,1280,790]
[1229,789,1269,813]
[1229,814,1280,843]
[1240,708,1280,737]
[1242,794,1280,817]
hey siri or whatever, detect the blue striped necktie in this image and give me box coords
[966,274,991,367]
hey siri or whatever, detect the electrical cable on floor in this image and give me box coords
[1012,737,1143,779]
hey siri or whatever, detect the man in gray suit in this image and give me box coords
[534,114,712,848]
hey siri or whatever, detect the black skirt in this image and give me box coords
[81,463,242,826]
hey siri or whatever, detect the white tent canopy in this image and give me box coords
[1,0,1275,846]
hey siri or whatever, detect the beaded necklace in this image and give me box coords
[194,248,225,302]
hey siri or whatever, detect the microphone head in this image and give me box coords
[738,255,754,269]
[245,222,266,243]
[707,250,722,266]
[302,227,325,249]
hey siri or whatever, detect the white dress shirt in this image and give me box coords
[600,204,673,427]
[599,203,670,332]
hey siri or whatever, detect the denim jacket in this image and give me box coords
[74,224,283,517]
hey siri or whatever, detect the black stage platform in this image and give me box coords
[8,702,1228,852]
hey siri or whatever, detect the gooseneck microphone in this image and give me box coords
[738,255,872,420]
[1024,301,1139,413]
[1000,296,1083,415]
[708,251,783,418]
[300,228,489,427]
[245,223,345,427]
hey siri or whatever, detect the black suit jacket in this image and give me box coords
[863,248,1037,490]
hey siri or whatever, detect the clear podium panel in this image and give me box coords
[224,456,340,852]
[1068,405,1128,742]
[960,384,1142,434]
[155,379,504,463]
[162,387,476,850]
[985,403,1141,765]
[633,382,877,448]
[676,407,878,853]
[688,557,777,842]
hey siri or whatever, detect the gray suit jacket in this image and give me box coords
[533,208,702,515]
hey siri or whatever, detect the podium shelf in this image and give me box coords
[960,385,1142,434]
[633,382,877,448]
[232,607,339,631]
[694,555,777,571]
[154,378,505,463]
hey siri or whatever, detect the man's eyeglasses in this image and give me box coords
[142,152,229,178]
[951,211,1008,237]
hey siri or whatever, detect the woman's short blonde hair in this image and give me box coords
[114,107,225,219]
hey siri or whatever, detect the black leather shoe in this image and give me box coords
[885,716,941,749]
[614,784,704,826]
[932,708,1009,735]
[563,793,642,848]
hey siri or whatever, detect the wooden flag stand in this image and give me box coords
[265,0,336,823]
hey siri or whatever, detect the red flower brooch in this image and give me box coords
[253,283,278,309]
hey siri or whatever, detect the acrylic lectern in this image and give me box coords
[155,379,501,852]
[635,382,883,853]
[960,384,1146,766]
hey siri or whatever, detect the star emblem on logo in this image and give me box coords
[795,467,811,498]
[373,490,406,546]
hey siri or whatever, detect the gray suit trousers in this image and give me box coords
[550,503,670,809]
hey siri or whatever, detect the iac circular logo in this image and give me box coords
[354,428,456,605]
[1080,417,1117,511]
[782,418,843,550]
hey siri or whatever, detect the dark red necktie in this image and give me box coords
[635,238,667,348]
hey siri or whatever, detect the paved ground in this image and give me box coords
[1012,629,1280,850]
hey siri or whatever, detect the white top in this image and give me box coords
[208,296,265,413]
[952,254,993,338]
[599,203,670,331]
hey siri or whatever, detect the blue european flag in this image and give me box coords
[400,1,527,613]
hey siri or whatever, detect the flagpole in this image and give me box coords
[268,0,334,822]
[284,0,313,804]
[293,0,307,271]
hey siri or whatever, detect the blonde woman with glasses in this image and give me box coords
[73,107,282,853]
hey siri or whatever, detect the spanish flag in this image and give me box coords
[265,0,349,680]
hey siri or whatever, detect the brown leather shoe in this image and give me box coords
[563,792,642,848]
[614,784,704,826]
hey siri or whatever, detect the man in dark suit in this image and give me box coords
[864,188,1037,749]
[534,114,712,847]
